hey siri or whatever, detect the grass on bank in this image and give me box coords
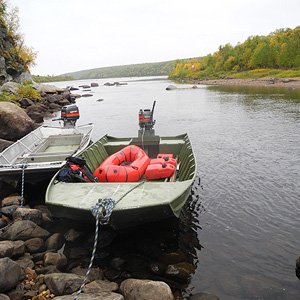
[0,82,41,103]
[169,68,300,80]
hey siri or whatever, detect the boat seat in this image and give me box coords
[104,139,133,146]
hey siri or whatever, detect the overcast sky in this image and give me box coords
[7,0,300,76]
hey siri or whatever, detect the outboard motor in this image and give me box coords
[56,104,80,127]
[139,101,156,130]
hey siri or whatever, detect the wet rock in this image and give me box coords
[91,83,99,87]
[1,195,21,207]
[0,102,38,141]
[80,85,90,89]
[41,212,55,229]
[13,207,43,226]
[51,293,124,300]
[82,280,118,293]
[11,240,25,257]
[0,240,14,258]
[36,265,61,275]
[105,269,122,281]
[120,278,174,300]
[70,266,104,281]
[44,252,67,271]
[45,233,65,251]
[165,262,195,283]
[18,97,34,107]
[0,204,20,218]
[44,272,86,296]
[110,257,125,271]
[81,94,93,97]
[0,257,22,292]
[296,255,300,272]
[0,220,50,241]
[189,292,220,300]
[24,237,45,254]
[166,85,177,90]
[15,256,34,273]
[148,261,166,276]
[158,250,187,264]
[64,228,83,243]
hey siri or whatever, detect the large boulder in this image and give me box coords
[0,102,38,141]
[0,220,50,241]
[120,279,174,300]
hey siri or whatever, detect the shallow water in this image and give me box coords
[50,77,300,299]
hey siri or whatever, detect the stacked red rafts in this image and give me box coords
[94,145,150,182]
[145,154,176,180]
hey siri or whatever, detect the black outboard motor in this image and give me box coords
[139,101,156,130]
[54,104,80,127]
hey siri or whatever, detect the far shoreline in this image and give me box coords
[181,76,300,89]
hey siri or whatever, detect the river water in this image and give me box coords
[50,77,300,299]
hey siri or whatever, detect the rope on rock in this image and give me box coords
[74,181,145,299]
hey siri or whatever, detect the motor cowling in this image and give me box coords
[60,104,79,126]
[139,101,156,130]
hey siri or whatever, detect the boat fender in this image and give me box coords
[145,163,175,180]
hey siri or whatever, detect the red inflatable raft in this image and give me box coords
[94,145,150,182]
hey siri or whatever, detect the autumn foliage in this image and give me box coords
[169,27,300,80]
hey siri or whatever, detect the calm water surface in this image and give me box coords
[51,77,300,299]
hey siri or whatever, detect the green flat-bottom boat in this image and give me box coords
[45,102,197,229]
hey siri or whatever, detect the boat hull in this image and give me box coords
[0,123,94,183]
[45,132,197,229]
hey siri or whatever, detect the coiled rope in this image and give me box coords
[74,181,145,299]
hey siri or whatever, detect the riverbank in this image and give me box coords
[185,77,300,88]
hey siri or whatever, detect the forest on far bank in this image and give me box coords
[169,27,300,80]
[61,61,176,80]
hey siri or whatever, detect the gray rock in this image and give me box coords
[45,233,65,251]
[51,292,124,300]
[24,237,45,253]
[14,71,33,84]
[166,85,177,90]
[11,240,25,257]
[1,195,21,207]
[0,102,38,141]
[0,205,20,218]
[82,280,118,293]
[13,207,43,226]
[44,272,86,296]
[0,257,22,292]
[189,292,220,300]
[91,83,99,87]
[0,240,14,258]
[44,252,67,271]
[15,256,35,273]
[36,84,65,94]
[0,220,50,241]
[70,266,104,282]
[296,255,300,271]
[0,81,19,93]
[120,278,174,300]
[64,228,83,243]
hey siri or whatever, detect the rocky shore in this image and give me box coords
[184,76,300,89]
[0,185,220,300]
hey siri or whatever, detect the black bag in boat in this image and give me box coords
[57,156,99,183]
